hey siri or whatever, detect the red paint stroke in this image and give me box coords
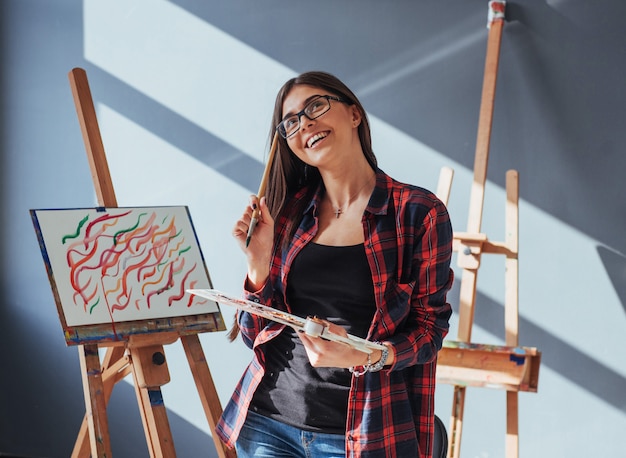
[145,263,176,308]
[62,209,202,323]
[186,279,211,307]
[167,262,198,306]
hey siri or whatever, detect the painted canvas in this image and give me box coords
[31,206,220,341]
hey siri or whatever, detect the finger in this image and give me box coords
[298,332,325,352]
[232,212,254,241]
[240,210,252,227]
[232,199,257,236]
[249,195,260,213]
[232,219,249,238]
[324,321,349,338]
[299,331,337,353]
[298,331,314,345]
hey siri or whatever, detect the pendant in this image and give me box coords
[334,208,342,218]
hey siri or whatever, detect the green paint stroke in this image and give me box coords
[113,212,147,245]
[169,229,182,240]
[62,214,90,244]
[89,296,100,314]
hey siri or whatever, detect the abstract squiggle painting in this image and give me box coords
[32,206,218,327]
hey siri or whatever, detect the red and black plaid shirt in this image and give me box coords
[217,169,454,458]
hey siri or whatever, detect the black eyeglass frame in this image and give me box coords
[276,95,347,139]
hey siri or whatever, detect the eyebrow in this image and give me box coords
[282,94,325,119]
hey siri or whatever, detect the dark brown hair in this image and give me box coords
[227,71,377,342]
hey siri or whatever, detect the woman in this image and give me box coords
[216,71,454,458]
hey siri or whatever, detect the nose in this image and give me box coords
[298,112,315,132]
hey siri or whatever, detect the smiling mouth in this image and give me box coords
[307,132,328,148]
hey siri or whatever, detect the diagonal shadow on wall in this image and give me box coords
[597,246,626,317]
[83,64,264,195]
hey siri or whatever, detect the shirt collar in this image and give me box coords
[367,168,391,216]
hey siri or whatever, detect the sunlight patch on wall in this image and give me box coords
[84,0,291,162]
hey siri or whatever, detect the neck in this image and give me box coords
[323,167,376,218]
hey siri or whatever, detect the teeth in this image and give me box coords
[307,132,327,148]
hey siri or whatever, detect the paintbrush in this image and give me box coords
[246,131,279,247]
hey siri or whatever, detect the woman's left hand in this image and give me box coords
[297,320,371,369]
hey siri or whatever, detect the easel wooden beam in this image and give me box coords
[69,66,117,458]
[73,348,130,457]
[504,170,519,348]
[68,67,236,458]
[77,344,112,457]
[504,169,520,458]
[437,341,540,392]
[442,167,540,458]
[128,334,178,457]
[436,166,455,207]
[68,68,117,207]
[435,3,540,457]
[466,10,504,235]
[457,1,505,345]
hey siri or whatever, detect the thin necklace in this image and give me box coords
[330,173,375,218]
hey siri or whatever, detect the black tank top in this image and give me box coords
[250,242,376,433]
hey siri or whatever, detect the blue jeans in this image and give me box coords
[236,410,346,458]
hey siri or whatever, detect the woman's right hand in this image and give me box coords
[232,196,274,289]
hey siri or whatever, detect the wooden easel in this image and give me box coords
[67,67,236,458]
[433,3,541,457]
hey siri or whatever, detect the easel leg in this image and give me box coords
[505,170,520,458]
[457,269,479,342]
[448,267,478,458]
[181,334,237,458]
[129,345,176,458]
[134,385,176,457]
[68,67,232,456]
[73,347,130,457]
[78,344,112,457]
[448,386,466,458]
[504,169,520,348]
[506,391,519,458]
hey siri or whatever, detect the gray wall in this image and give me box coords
[1,1,625,457]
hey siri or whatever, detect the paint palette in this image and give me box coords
[187,288,386,354]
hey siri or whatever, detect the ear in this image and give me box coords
[350,105,362,128]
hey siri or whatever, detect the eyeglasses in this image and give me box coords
[276,95,346,139]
